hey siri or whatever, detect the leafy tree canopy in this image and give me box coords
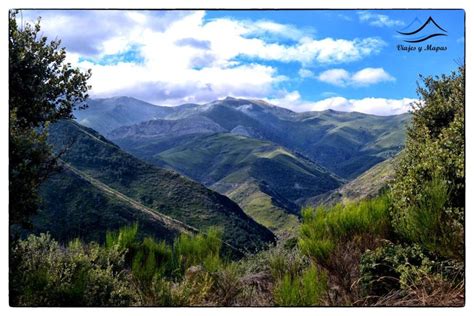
[391,66,464,259]
[9,10,91,226]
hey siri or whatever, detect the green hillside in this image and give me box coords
[113,132,342,235]
[306,155,401,206]
[28,169,182,244]
[45,120,276,252]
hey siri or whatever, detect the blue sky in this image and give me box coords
[21,9,464,115]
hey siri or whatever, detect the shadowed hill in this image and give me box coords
[41,120,276,252]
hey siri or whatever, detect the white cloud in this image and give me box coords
[21,10,387,106]
[246,20,309,41]
[267,92,415,116]
[298,68,314,78]
[357,11,405,28]
[351,68,395,85]
[317,67,395,86]
[317,69,351,86]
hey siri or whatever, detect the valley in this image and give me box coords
[60,96,411,238]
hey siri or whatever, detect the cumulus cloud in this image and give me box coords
[20,10,388,106]
[357,11,405,28]
[267,92,415,116]
[317,69,351,86]
[351,68,395,85]
[21,10,192,57]
[317,67,395,86]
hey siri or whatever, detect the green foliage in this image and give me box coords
[10,225,229,306]
[105,223,139,251]
[273,264,327,306]
[360,243,432,296]
[9,117,53,227]
[299,195,391,264]
[10,233,137,306]
[173,227,223,275]
[391,67,464,259]
[9,10,91,226]
[393,178,457,256]
[9,11,91,129]
[268,247,308,281]
[359,242,463,300]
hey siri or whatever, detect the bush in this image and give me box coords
[360,243,433,297]
[273,264,327,306]
[10,233,137,306]
[10,225,230,306]
[391,67,464,260]
[360,243,462,293]
[299,194,391,264]
[172,227,223,276]
[392,178,459,257]
[268,247,308,281]
[105,223,139,251]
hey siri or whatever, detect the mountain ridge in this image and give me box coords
[92,96,410,179]
[40,120,276,252]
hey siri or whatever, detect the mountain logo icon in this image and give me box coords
[397,16,448,43]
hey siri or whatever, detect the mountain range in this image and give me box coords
[81,96,410,179]
[32,95,409,244]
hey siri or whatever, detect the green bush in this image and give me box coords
[268,247,308,281]
[299,194,391,264]
[10,225,231,306]
[105,223,139,251]
[393,178,458,257]
[173,227,223,276]
[273,264,327,306]
[358,242,465,299]
[10,233,137,306]
[391,67,464,260]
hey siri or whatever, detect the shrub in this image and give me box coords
[10,233,137,306]
[172,227,223,276]
[268,246,308,281]
[105,223,139,251]
[208,263,243,306]
[392,178,460,257]
[10,225,230,307]
[299,194,391,264]
[391,67,464,260]
[359,243,462,294]
[360,243,432,297]
[360,242,464,306]
[273,264,327,306]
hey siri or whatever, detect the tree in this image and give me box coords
[391,67,464,259]
[9,10,91,227]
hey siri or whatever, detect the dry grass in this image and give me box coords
[358,274,464,307]
[319,233,385,306]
